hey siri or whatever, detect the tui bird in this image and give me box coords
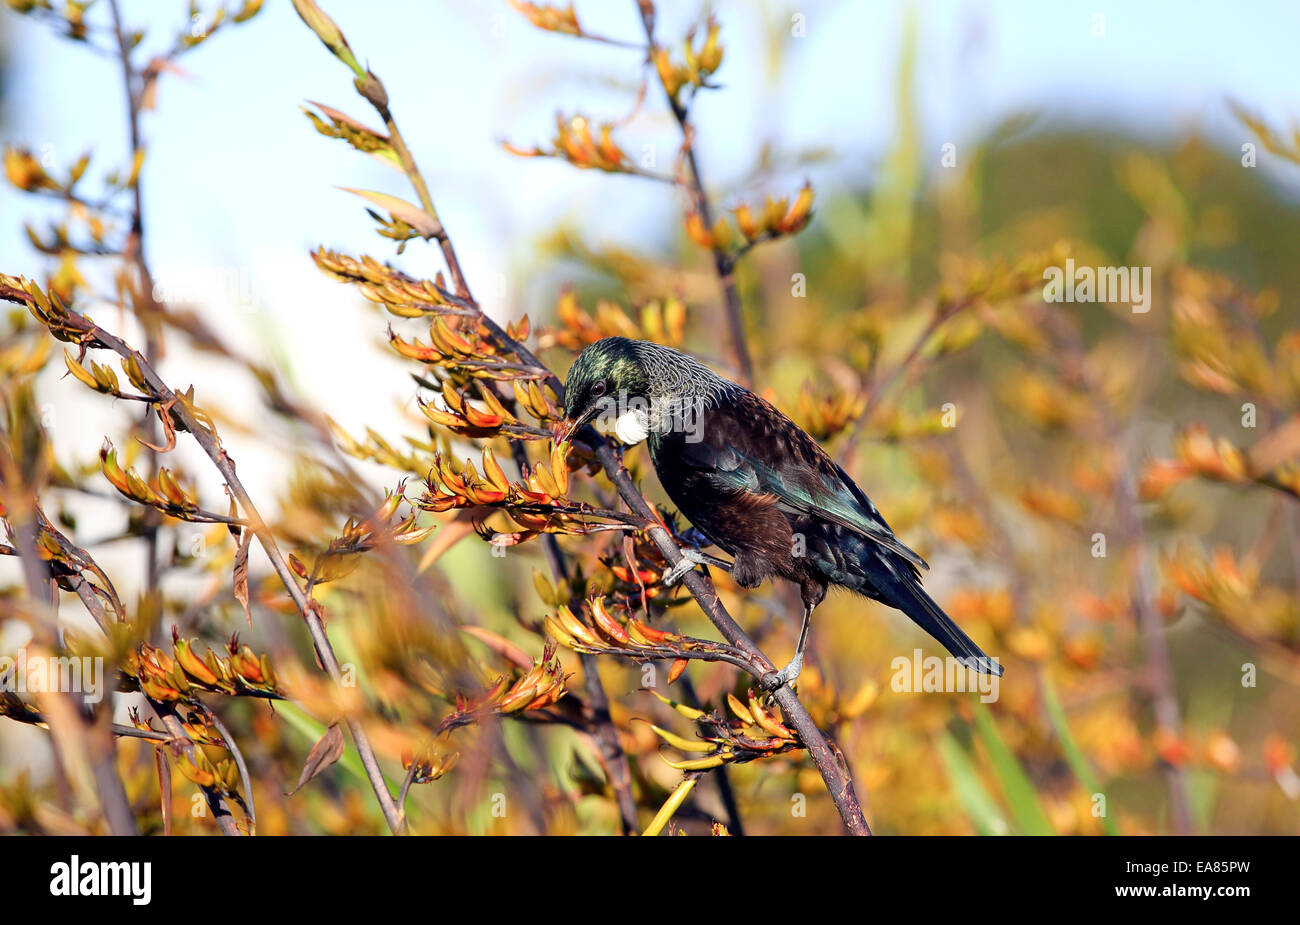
[561,336,1002,690]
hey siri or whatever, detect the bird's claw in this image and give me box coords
[662,547,714,586]
[759,652,804,692]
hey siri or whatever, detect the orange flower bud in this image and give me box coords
[684,211,713,249]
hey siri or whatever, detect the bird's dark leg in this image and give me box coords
[761,603,814,691]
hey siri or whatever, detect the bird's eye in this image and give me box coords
[590,380,607,397]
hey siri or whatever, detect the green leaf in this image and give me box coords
[973,702,1055,835]
[1043,673,1121,835]
[938,731,1010,835]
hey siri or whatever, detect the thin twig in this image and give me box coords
[396,760,419,827]
[107,0,165,595]
[360,81,473,302]
[636,5,754,386]
[201,702,257,832]
[109,724,175,742]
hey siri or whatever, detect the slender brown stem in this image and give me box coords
[108,724,176,742]
[300,2,859,832]
[10,557,139,835]
[636,5,754,386]
[362,83,474,303]
[180,424,405,832]
[633,518,871,834]
[202,702,257,832]
[107,0,164,595]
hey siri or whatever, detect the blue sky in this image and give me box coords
[4,1,1299,300]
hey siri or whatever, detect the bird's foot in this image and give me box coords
[661,547,718,586]
[759,652,804,692]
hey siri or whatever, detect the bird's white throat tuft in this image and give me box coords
[613,407,650,445]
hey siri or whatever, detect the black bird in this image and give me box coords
[561,336,1002,689]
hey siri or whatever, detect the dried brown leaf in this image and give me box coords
[233,528,252,627]
[286,722,345,796]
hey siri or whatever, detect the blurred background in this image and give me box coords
[1,0,1298,835]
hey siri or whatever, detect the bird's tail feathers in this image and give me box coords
[884,574,1003,676]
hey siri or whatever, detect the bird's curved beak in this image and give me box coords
[559,405,599,445]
